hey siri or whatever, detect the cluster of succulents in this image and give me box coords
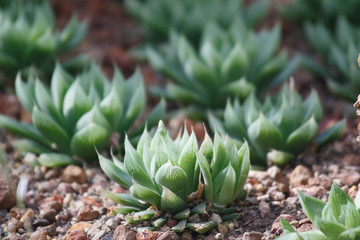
[100,121,250,233]
[125,0,268,45]
[303,17,360,101]
[279,183,360,240]
[0,0,86,77]
[280,0,360,27]
[0,64,165,166]
[147,19,298,115]
[208,81,346,167]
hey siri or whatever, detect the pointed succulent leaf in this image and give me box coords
[197,152,213,202]
[187,221,217,234]
[160,186,187,213]
[285,116,318,153]
[32,106,71,153]
[71,122,109,161]
[15,74,35,113]
[171,219,187,233]
[315,119,346,147]
[11,139,51,155]
[178,132,198,195]
[303,90,323,123]
[297,190,325,227]
[215,165,236,205]
[173,208,191,220]
[51,63,72,111]
[315,218,346,240]
[224,100,246,139]
[155,162,187,200]
[221,43,248,82]
[267,149,294,167]
[191,202,207,215]
[280,218,296,234]
[232,142,250,200]
[130,183,161,207]
[328,183,353,220]
[151,218,167,228]
[37,153,76,167]
[99,87,123,130]
[248,113,282,158]
[199,131,213,161]
[345,201,360,229]
[104,190,147,209]
[98,153,132,188]
[338,226,360,240]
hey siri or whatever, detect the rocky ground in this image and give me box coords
[1,0,360,240]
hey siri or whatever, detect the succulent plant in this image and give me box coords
[0,0,87,77]
[302,17,360,102]
[0,64,166,167]
[125,0,268,45]
[147,19,298,116]
[208,81,346,167]
[279,183,360,240]
[99,121,250,233]
[280,0,360,28]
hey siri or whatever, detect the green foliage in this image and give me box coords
[279,183,360,240]
[0,0,87,77]
[280,0,360,28]
[209,81,346,167]
[0,64,166,166]
[125,0,268,45]
[303,17,360,101]
[100,121,250,232]
[147,19,298,115]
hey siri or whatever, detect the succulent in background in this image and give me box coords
[0,0,87,77]
[280,0,360,28]
[147,19,298,116]
[303,17,360,102]
[279,183,360,240]
[125,0,268,45]
[0,64,166,166]
[100,121,250,233]
[209,81,346,167]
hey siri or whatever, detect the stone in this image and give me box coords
[39,200,62,212]
[33,218,50,228]
[289,165,312,187]
[20,209,35,222]
[0,174,16,210]
[157,231,179,240]
[38,224,56,236]
[112,225,136,240]
[267,188,286,201]
[105,218,118,230]
[68,223,93,232]
[267,166,281,179]
[181,231,192,240]
[297,223,316,232]
[166,219,178,227]
[101,233,113,240]
[22,216,32,231]
[188,214,200,223]
[242,231,262,240]
[214,233,224,240]
[8,218,23,233]
[136,231,159,240]
[44,168,61,180]
[338,154,360,166]
[40,208,57,223]
[37,181,57,192]
[77,206,99,221]
[62,165,86,184]
[3,233,26,240]
[29,230,48,240]
[65,230,87,240]
[92,229,106,240]
[259,201,270,218]
[210,213,222,224]
[55,182,73,195]
[217,223,228,235]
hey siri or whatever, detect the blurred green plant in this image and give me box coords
[125,0,268,45]
[280,0,360,28]
[147,19,299,118]
[279,183,360,240]
[0,63,166,167]
[99,121,250,233]
[302,17,360,102]
[208,81,346,167]
[0,0,87,78]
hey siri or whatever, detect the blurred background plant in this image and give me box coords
[0,0,87,84]
[99,121,249,233]
[0,63,165,167]
[146,19,299,119]
[302,17,360,102]
[280,0,360,28]
[208,81,346,168]
[125,0,268,46]
[279,183,360,240]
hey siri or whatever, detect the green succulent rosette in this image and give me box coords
[0,63,166,166]
[209,81,346,167]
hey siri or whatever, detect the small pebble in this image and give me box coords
[214,233,224,240]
